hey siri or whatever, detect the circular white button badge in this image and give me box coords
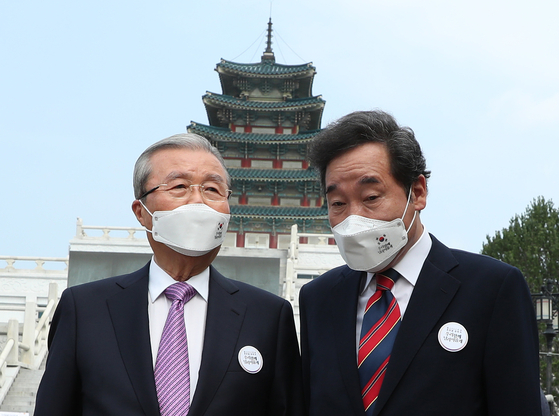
[438,322,469,352]
[238,346,263,374]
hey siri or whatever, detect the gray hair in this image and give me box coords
[133,133,231,200]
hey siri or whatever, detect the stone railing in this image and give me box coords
[0,256,68,273]
[75,217,146,240]
[0,283,59,403]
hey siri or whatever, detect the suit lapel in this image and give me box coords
[106,264,160,416]
[372,237,461,415]
[328,267,368,416]
[189,266,246,416]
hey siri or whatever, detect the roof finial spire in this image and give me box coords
[261,18,275,63]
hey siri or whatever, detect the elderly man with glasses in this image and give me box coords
[35,133,304,416]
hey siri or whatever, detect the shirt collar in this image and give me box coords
[361,227,432,294]
[148,256,210,303]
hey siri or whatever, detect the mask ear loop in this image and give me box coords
[401,187,417,233]
[138,199,154,234]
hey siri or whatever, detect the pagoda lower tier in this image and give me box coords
[229,205,331,249]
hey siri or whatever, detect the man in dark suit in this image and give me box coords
[299,110,541,415]
[35,133,303,416]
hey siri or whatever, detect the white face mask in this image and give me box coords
[140,201,230,257]
[331,191,416,272]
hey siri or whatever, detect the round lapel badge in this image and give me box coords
[238,346,263,374]
[438,322,468,352]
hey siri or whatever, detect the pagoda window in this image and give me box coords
[224,159,241,168]
[235,77,252,93]
[283,160,303,169]
[217,108,233,125]
[295,112,311,131]
[280,198,301,207]
[260,79,271,95]
[281,79,298,96]
[251,160,273,169]
[252,126,276,134]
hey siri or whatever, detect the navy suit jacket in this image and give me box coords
[299,235,541,416]
[35,264,303,416]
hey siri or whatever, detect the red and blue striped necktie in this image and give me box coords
[358,268,401,416]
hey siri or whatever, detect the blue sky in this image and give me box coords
[1,0,558,260]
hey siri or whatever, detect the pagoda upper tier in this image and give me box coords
[187,19,330,249]
[216,59,317,99]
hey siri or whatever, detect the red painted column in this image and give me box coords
[269,233,278,249]
[302,194,310,207]
[241,158,251,168]
[273,159,282,169]
[239,194,247,205]
[272,194,279,206]
[236,233,245,248]
[302,160,309,169]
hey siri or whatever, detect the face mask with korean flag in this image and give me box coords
[140,201,230,257]
[331,190,416,272]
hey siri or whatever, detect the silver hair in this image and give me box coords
[133,133,231,200]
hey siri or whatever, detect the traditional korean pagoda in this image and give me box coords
[188,19,330,249]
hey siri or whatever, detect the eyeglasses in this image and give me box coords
[139,181,232,203]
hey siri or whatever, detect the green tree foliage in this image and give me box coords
[481,196,559,294]
[482,196,559,395]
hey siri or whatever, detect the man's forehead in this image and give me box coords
[164,170,226,183]
[149,149,226,180]
[325,175,381,194]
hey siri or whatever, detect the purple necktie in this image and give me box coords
[155,282,196,416]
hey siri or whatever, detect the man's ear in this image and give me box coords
[411,175,427,211]
[132,199,145,226]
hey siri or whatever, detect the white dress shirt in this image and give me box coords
[148,258,209,404]
[356,227,432,354]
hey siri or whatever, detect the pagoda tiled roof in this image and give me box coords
[230,205,328,219]
[203,93,325,111]
[229,168,318,181]
[188,123,319,144]
[217,59,315,78]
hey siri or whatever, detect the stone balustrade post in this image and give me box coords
[6,319,19,366]
[21,296,37,367]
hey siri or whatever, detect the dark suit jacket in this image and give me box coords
[299,235,541,416]
[35,264,303,416]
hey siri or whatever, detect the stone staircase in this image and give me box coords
[0,358,45,415]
